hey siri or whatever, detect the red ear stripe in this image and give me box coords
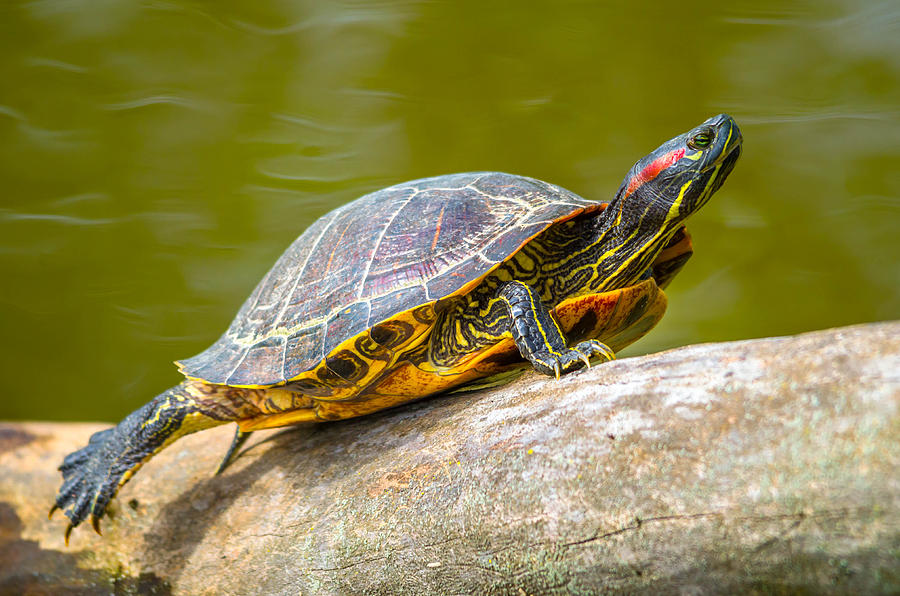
[623,148,685,199]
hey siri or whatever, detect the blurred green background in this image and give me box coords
[1,0,897,421]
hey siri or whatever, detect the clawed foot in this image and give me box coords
[49,426,122,544]
[50,391,192,544]
[531,339,615,378]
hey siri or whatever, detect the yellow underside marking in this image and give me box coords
[374,280,666,398]
[234,279,669,427]
[552,279,666,343]
[239,407,319,431]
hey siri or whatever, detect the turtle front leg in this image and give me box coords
[51,381,229,543]
[497,281,615,378]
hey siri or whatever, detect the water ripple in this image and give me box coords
[271,112,359,132]
[720,109,899,126]
[102,95,206,111]
[19,124,88,150]
[227,6,412,37]
[144,0,237,31]
[0,104,88,150]
[722,1,899,30]
[240,184,307,196]
[338,87,408,101]
[0,105,25,121]
[0,210,116,226]
[822,195,900,216]
[25,57,88,73]
[254,168,356,183]
[52,192,110,206]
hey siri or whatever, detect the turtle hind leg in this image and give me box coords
[50,381,227,543]
[215,427,253,475]
[498,281,615,378]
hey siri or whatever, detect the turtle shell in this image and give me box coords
[177,172,602,387]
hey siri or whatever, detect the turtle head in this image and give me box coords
[615,113,742,226]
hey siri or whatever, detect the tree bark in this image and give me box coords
[1,322,898,595]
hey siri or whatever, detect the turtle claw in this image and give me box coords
[577,351,592,369]
[572,339,616,364]
[532,340,616,378]
[63,517,100,545]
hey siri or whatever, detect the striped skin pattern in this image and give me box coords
[429,207,683,370]
[53,115,742,539]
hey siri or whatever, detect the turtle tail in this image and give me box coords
[50,381,227,544]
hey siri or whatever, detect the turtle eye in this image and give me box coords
[688,130,714,150]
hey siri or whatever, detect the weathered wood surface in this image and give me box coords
[1,322,898,595]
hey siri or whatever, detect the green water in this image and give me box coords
[1,1,898,421]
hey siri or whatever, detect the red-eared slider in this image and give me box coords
[52,114,742,542]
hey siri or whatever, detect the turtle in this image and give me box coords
[52,113,742,542]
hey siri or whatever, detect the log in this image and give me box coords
[1,322,898,594]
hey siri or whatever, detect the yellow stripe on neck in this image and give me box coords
[663,179,693,227]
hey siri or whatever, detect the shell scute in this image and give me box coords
[424,252,496,300]
[323,301,370,357]
[369,285,430,326]
[226,336,286,387]
[177,172,597,386]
